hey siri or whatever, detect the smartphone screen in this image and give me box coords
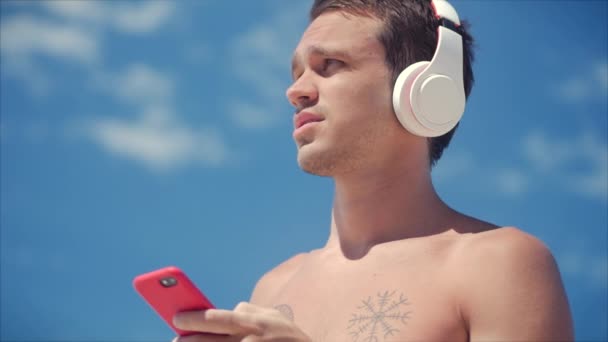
[133,266,215,336]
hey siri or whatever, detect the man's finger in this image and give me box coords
[234,302,262,314]
[173,309,263,335]
[173,333,241,342]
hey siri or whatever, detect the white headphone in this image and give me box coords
[392,0,465,137]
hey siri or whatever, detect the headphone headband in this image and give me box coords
[432,0,461,25]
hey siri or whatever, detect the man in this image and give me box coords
[173,0,574,341]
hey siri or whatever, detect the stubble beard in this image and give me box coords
[296,123,388,177]
[298,144,359,177]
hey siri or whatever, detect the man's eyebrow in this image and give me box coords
[291,45,352,77]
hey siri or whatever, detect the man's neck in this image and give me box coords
[325,159,456,259]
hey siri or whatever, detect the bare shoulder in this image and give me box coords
[453,226,562,294]
[249,252,309,305]
[452,227,574,341]
[458,226,553,261]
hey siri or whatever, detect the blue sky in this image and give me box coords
[0,0,606,341]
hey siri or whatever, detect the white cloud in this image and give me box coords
[523,130,608,200]
[567,133,608,199]
[432,151,475,183]
[229,101,280,130]
[84,62,235,172]
[523,131,575,171]
[558,252,608,289]
[556,78,590,102]
[554,61,608,103]
[0,57,52,96]
[42,0,106,24]
[41,0,175,34]
[228,2,308,129]
[233,63,287,103]
[0,14,99,65]
[590,257,608,289]
[2,2,230,172]
[433,151,531,197]
[596,62,608,91]
[433,130,607,200]
[111,1,175,34]
[233,26,288,74]
[85,107,231,171]
[495,168,528,196]
[93,64,174,106]
[0,14,100,95]
[0,0,176,95]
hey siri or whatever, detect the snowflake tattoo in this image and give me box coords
[347,291,412,342]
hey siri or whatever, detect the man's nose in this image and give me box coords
[285,72,318,110]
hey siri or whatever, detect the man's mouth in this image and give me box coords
[294,112,324,129]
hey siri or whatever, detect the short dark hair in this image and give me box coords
[310,0,475,167]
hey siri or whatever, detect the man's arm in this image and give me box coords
[460,227,573,341]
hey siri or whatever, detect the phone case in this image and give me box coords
[133,266,215,336]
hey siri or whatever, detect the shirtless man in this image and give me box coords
[172,0,574,341]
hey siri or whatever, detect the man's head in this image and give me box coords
[287,0,474,176]
[309,0,475,168]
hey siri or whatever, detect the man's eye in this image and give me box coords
[322,59,344,73]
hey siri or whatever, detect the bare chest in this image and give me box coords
[266,254,467,342]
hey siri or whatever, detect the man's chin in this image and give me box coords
[298,162,332,177]
[297,146,334,177]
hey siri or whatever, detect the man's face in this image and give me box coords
[287,11,403,176]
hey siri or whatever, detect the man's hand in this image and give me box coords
[172,302,312,342]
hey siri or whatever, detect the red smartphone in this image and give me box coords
[133,266,215,336]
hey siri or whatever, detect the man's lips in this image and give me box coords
[294,112,324,129]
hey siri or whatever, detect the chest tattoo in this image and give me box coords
[274,304,295,321]
[347,290,412,342]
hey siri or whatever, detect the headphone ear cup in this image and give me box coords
[392,61,431,137]
[412,72,465,136]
